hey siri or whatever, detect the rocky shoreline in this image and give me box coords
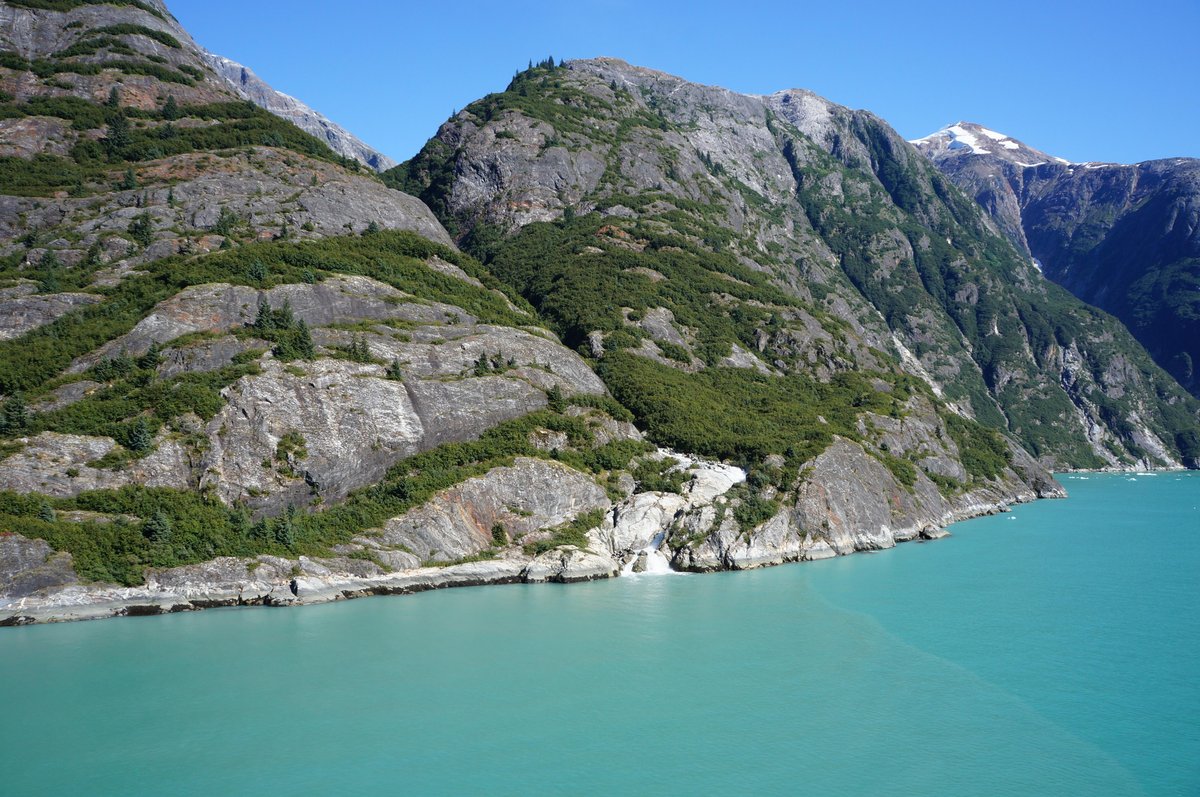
[1,455,1058,626]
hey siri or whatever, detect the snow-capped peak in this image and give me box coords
[910,122,1071,166]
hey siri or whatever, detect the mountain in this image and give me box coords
[913,121,1200,398]
[201,51,397,171]
[0,8,1193,623]
[391,58,1200,471]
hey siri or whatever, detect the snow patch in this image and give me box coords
[910,124,989,155]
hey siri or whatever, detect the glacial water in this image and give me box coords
[2,472,1197,796]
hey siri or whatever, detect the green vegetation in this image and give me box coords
[26,359,260,450]
[0,100,361,197]
[525,508,605,555]
[941,413,1012,483]
[249,299,314,361]
[0,230,531,398]
[6,0,165,19]
[599,352,914,466]
[1,406,642,585]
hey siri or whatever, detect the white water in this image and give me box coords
[620,531,675,576]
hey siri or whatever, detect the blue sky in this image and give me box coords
[170,0,1198,166]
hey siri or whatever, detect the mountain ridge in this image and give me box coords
[393,56,1200,469]
[913,121,1200,397]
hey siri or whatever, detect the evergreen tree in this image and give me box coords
[250,518,271,541]
[136,343,162,371]
[128,213,154,248]
[106,87,120,108]
[0,393,28,435]
[546,384,566,413]
[252,298,273,332]
[37,502,55,523]
[363,221,380,235]
[229,505,252,537]
[118,167,137,191]
[348,335,372,363]
[386,359,404,381]
[143,510,172,543]
[105,114,130,158]
[127,417,153,453]
[161,94,179,121]
[274,506,297,547]
[248,259,268,283]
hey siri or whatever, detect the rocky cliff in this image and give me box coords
[913,122,1200,400]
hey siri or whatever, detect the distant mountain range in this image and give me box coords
[913,122,1200,397]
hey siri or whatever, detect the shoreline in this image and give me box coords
[1,488,1046,627]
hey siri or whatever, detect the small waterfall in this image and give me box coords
[620,531,675,576]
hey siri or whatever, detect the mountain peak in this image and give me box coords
[910,122,1070,168]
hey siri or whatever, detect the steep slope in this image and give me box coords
[391,59,1200,471]
[201,51,396,171]
[913,122,1200,398]
[0,4,690,621]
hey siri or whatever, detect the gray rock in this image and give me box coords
[0,283,101,341]
[373,457,609,562]
[522,546,618,583]
[0,534,77,600]
[0,432,192,498]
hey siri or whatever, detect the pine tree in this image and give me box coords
[229,505,252,537]
[0,393,29,435]
[136,343,162,371]
[105,115,130,157]
[38,502,55,523]
[127,417,153,453]
[274,506,297,547]
[143,510,172,543]
[128,213,154,248]
[386,359,404,381]
[248,259,267,283]
[106,87,120,108]
[161,94,179,121]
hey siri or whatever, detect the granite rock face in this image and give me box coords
[0,282,101,341]
[371,458,609,562]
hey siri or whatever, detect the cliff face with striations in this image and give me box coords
[0,11,1192,625]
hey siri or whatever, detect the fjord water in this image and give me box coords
[2,474,1197,795]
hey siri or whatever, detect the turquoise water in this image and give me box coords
[2,473,1197,795]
